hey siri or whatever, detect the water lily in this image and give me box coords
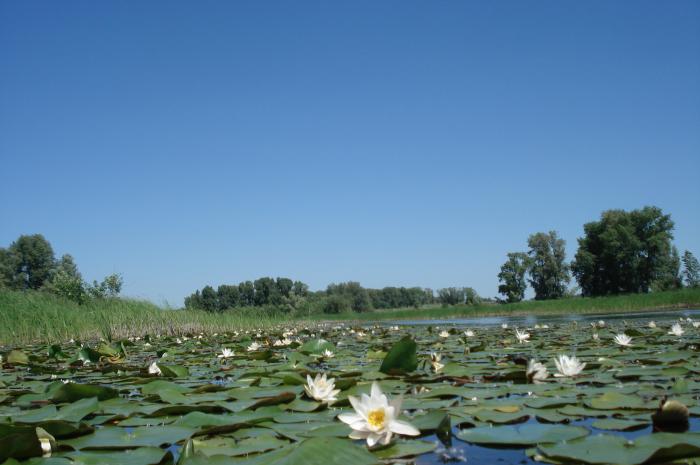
[464,329,475,337]
[669,323,684,337]
[514,328,530,343]
[438,330,449,338]
[323,349,335,358]
[592,332,599,341]
[273,337,292,346]
[527,359,548,382]
[247,342,262,352]
[598,320,606,327]
[217,348,234,358]
[147,361,161,376]
[430,352,444,373]
[304,373,340,404]
[614,333,632,347]
[553,354,586,377]
[648,321,657,328]
[338,382,420,447]
[501,323,508,329]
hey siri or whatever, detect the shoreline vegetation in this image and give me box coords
[2,287,700,346]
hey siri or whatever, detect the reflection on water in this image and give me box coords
[387,309,700,328]
[415,418,700,465]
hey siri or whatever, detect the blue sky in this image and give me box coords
[1,1,698,306]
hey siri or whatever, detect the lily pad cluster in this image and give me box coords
[0,317,699,464]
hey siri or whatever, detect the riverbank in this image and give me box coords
[311,287,700,322]
[2,288,699,345]
[0,290,282,345]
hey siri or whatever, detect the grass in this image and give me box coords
[0,290,282,346]
[312,287,700,322]
[2,287,700,346]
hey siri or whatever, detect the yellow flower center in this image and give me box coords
[368,409,386,428]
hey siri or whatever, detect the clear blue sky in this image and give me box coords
[1,1,698,306]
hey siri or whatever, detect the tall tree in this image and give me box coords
[683,250,700,288]
[8,234,55,290]
[217,284,240,310]
[498,252,529,303]
[527,231,570,300]
[571,206,675,296]
[238,281,255,306]
[200,285,219,312]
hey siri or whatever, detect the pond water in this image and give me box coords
[388,308,700,328]
[1,311,699,465]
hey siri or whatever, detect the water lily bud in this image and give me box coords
[652,398,689,432]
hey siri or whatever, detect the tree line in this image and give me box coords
[497,206,699,302]
[0,234,123,303]
[185,279,483,315]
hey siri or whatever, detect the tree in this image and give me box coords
[683,250,700,288]
[7,234,55,289]
[238,281,255,306]
[276,277,293,298]
[44,254,85,303]
[464,287,481,305]
[254,277,281,306]
[217,284,240,310]
[651,246,682,291]
[326,281,372,312]
[292,280,309,297]
[0,248,15,289]
[571,206,675,296]
[498,252,529,303]
[437,287,465,305]
[200,285,219,312]
[323,294,351,314]
[527,231,570,300]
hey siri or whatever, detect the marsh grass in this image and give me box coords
[2,288,699,345]
[0,290,281,345]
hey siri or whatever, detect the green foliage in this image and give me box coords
[87,273,124,299]
[186,277,306,312]
[323,294,351,314]
[651,245,682,292]
[437,287,465,305]
[379,336,418,374]
[572,206,675,296]
[682,250,699,288]
[368,287,433,309]
[527,231,570,300]
[326,281,372,312]
[4,234,55,290]
[498,252,529,303]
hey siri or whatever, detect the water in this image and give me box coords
[387,309,700,328]
[414,418,700,465]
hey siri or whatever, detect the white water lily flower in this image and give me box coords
[527,359,548,382]
[501,323,509,329]
[273,337,292,347]
[323,349,335,358]
[247,342,262,352]
[648,321,657,328]
[693,322,700,329]
[669,323,684,337]
[553,355,586,377]
[218,348,234,359]
[464,329,475,337]
[338,382,420,447]
[304,373,340,404]
[438,330,449,338]
[148,361,161,376]
[614,333,632,347]
[598,320,605,327]
[515,328,530,343]
[430,352,444,373]
[592,332,599,341]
